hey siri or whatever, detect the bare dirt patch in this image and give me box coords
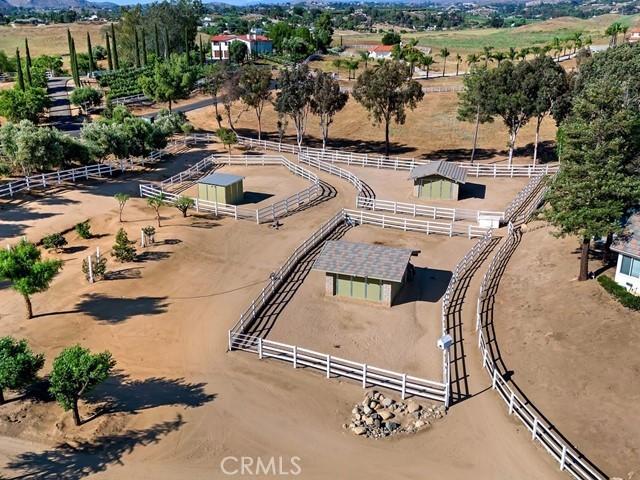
[492,221,640,477]
[268,224,475,380]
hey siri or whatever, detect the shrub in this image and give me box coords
[111,228,136,262]
[42,233,67,252]
[142,226,156,246]
[82,256,107,282]
[597,275,640,310]
[75,221,92,239]
[174,196,195,217]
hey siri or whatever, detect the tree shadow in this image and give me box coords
[62,246,88,254]
[189,220,220,229]
[394,267,452,305]
[104,268,143,281]
[6,415,185,480]
[419,148,499,162]
[0,222,30,238]
[135,251,172,262]
[75,293,169,323]
[87,372,217,416]
[459,183,486,200]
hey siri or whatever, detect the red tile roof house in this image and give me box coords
[367,44,394,60]
[210,34,273,60]
[611,213,640,294]
[629,28,640,43]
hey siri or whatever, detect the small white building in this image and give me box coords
[611,213,640,294]
[629,28,640,43]
[211,34,273,61]
[368,45,394,60]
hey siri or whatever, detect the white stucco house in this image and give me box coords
[368,45,394,60]
[210,34,272,60]
[611,213,640,294]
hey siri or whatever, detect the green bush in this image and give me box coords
[41,233,67,252]
[75,221,92,239]
[111,228,136,262]
[597,275,640,310]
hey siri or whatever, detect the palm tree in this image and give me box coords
[622,25,629,43]
[466,53,479,69]
[530,46,543,57]
[492,51,506,65]
[606,22,623,47]
[571,32,582,53]
[550,37,561,59]
[332,58,345,78]
[507,47,517,62]
[421,55,434,78]
[455,53,462,76]
[482,46,494,67]
[345,59,359,80]
[517,47,529,61]
[439,47,450,77]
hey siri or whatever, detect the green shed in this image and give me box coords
[197,172,244,205]
[312,240,416,307]
[409,161,467,201]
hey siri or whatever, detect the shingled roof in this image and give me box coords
[612,213,640,260]
[312,240,414,283]
[409,161,467,184]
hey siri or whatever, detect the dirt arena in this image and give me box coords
[268,225,476,379]
[0,143,571,479]
[492,221,640,478]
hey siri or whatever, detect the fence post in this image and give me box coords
[401,373,407,400]
[492,368,498,389]
[326,354,331,378]
[195,197,199,212]
[87,255,93,283]
[362,363,367,388]
[293,346,297,368]
[560,446,567,471]
[258,338,263,359]
[532,417,538,440]
[508,392,515,415]
[228,331,232,351]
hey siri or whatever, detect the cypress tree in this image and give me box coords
[164,28,170,59]
[24,38,32,86]
[110,23,119,70]
[199,36,205,65]
[87,32,95,73]
[141,28,148,66]
[70,38,80,87]
[184,28,190,65]
[15,48,24,91]
[134,29,141,68]
[154,24,161,58]
[106,33,113,70]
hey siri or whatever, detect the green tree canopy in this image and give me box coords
[238,64,272,140]
[0,86,50,123]
[0,240,63,319]
[274,64,314,146]
[138,53,196,111]
[49,345,115,426]
[310,70,348,149]
[0,337,44,404]
[352,60,424,155]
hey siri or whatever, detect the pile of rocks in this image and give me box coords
[344,390,446,439]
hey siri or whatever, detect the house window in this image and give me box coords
[620,255,640,278]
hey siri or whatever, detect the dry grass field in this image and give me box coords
[0,23,107,57]
[187,93,558,165]
[492,221,640,478]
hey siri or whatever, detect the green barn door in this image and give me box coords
[441,180,452,199]
[351,277,366,299]
[366,279,382,301]
[336,275,351,297]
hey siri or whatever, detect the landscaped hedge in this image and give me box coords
[597,275,640,310]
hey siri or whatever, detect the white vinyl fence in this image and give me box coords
[503,174,546,223]
[229,332,447,402]
[185,133,559,178]
[0,139,186,199]
[143,154,322,224]
[343,209,490,239]
[357,197,504,222]
[475,227,607,480]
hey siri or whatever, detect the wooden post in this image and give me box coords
[87,255,93,283]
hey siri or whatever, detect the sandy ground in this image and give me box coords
[180,164,311,208]
[269,225,475,379]
[492,221,640,478]
[0,146,567,479]
[341,165,529,212]
[187,93,559,166]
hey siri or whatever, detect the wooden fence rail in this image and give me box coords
[475,227,608,480]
